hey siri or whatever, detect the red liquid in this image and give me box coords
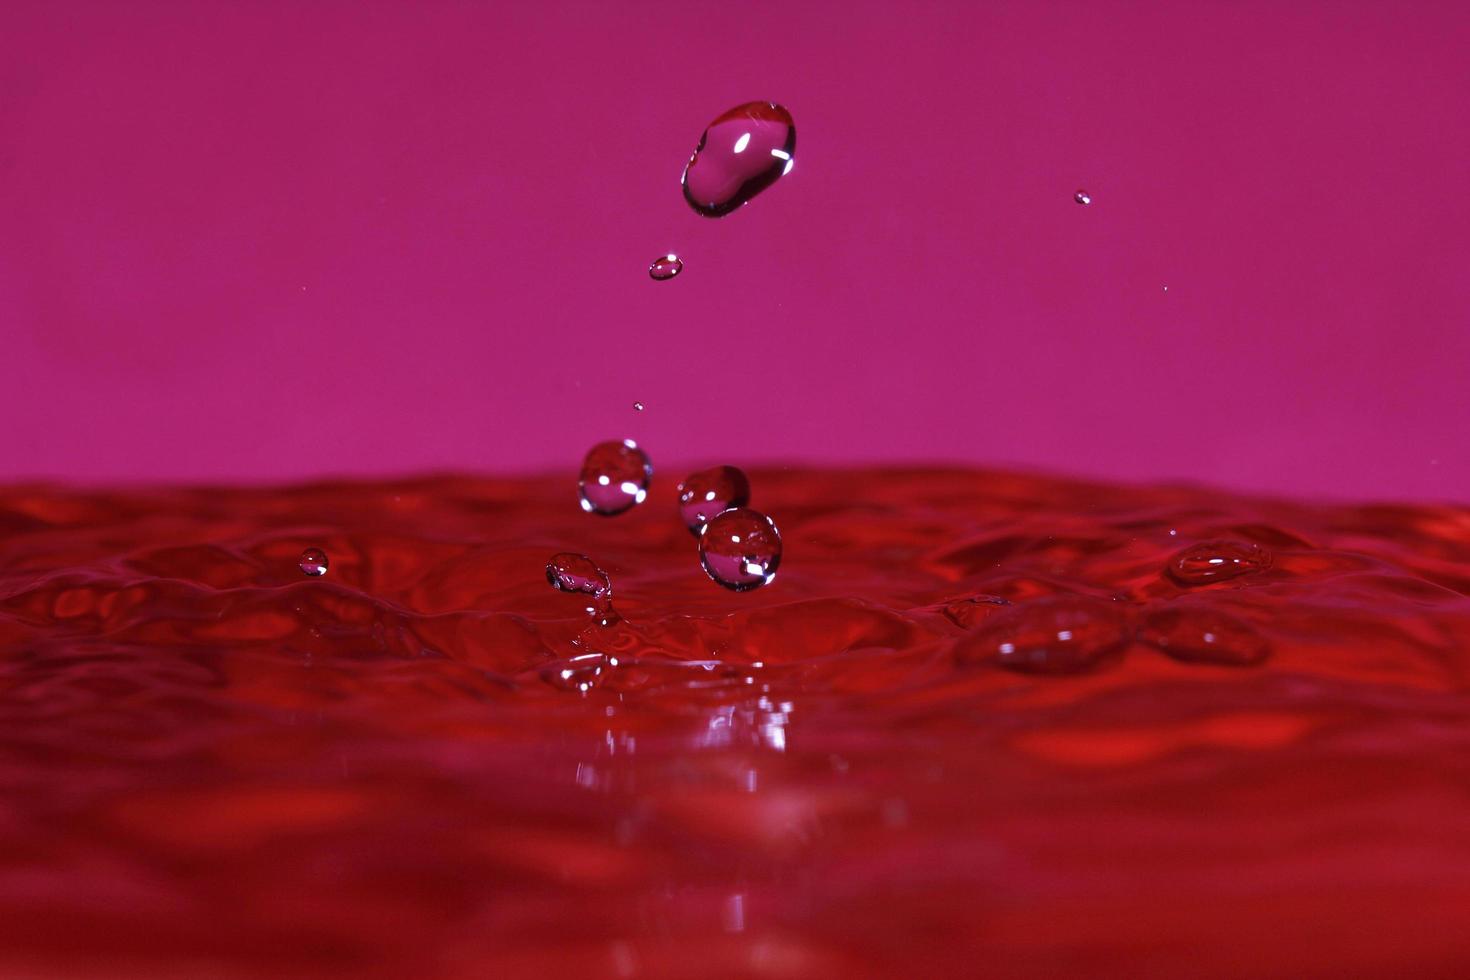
[1,467,1468,978]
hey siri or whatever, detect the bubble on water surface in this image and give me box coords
[542,652,614,693]
[648,254,683,281]
[1140,605,1270,666]
[1167,540,1273,586]
[677,466,752,534]
[954,595,1130,674]
[546,552,613,619]
[579,440,652,516]
[699,508,782,591]
[682,101,796,217]
[298,548,329,577]
[1074,189,1092,205]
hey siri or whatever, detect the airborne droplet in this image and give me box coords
[682,102,796,218]
[676,466,752,534]
[648,254,683,281]
[698,508,782,591]
[578,440,652,516]
[298,548,329,577]
[1074,189,1092,205]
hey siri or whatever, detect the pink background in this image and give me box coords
[1,1,1467,501]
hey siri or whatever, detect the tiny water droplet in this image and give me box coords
[546,552,613,618]
[633,401,644,412]
[676,466,751,534]
[1167,540,1273,586]
[579,439,652,516]
[298,548,329,577]
[954,595,1129,674]
[1074,189,1092,205]
[542,652,612,693]
[682,102,796,218]
[648,254,683,281]
[699,508,782,591]
[1140,605,1270,666]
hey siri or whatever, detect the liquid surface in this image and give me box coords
[1,467,1468,978]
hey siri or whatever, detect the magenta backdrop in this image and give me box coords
[1,1,1467,500]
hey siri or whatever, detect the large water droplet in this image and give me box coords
[579,440,652,516]
[546,552,613,619]
[648,254,683,281]
[542,652,613,693]
[1140,605,1270,666]
[298,548,329,577]
[682,102,796,218]
[699,508,782,591]
[1074,189,1092,205]
[677,466,752,535]
[1167,540,1273,586]
[954,595,1129,674]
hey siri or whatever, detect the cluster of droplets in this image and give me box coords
[954,539,1276,674]
[548,450,783,691]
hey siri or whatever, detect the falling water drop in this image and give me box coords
[699,508,782,591]
[676,466,752,534]
[1167,540,1274,586]
[682,102,796,218]
[954,595,1129,674]
[648,254,683,281]
[298,548,329,577]
[1074,189,1092,205]
[545,552,613,619]
[578,440,652,516]
[1139,604,1270,666]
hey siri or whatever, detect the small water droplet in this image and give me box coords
[579,439,652,516]
[954,595,1129,674]
[298,548,329,577]
[676,466,751,534]
[699,508,782,591]
[546,552,613,618]
[682,102,796,218]
[1074,189,1092,205]
[632,401,644,412]
[648,254,683,281]
[542,652,612,693]
[1167,540,1274,586]
[1140,605,1270,666]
